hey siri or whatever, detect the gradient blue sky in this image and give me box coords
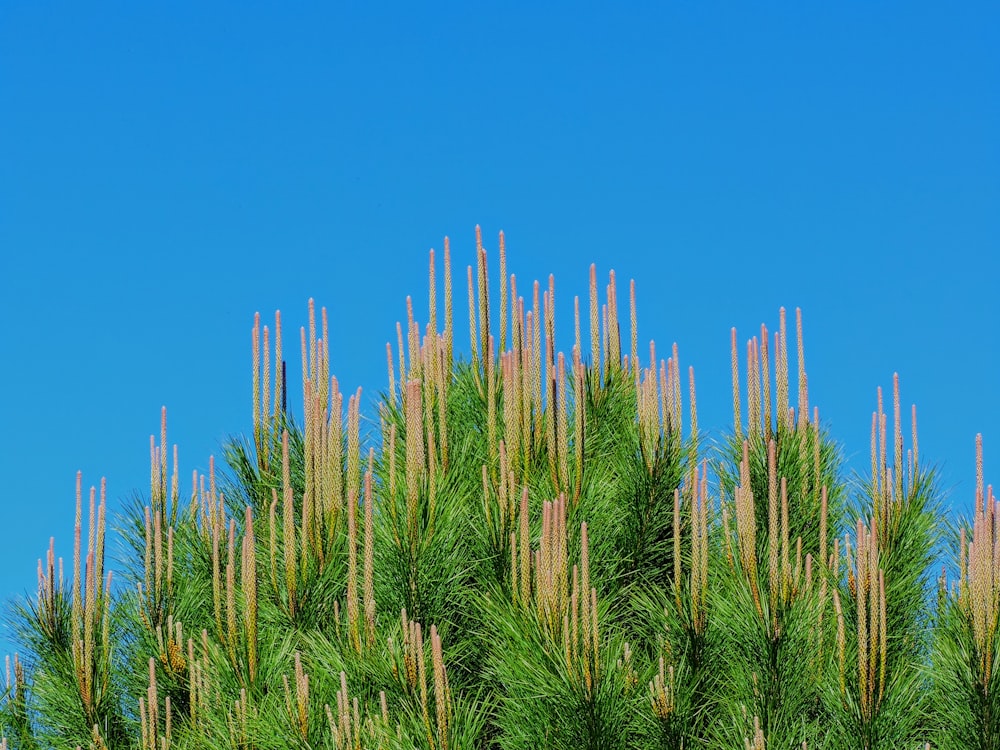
[1,2,997,644]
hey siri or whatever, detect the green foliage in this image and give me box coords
[0,240,993,750]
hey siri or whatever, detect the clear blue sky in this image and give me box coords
[1,2,996,643]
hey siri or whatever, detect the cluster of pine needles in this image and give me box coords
[1,228,997,749]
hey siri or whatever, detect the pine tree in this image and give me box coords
[2,229,995,749]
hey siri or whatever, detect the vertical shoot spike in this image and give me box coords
[321,306,330,403]
[796,308,808,425]
[429,248,437,340]
[558,353,569,492]
[274,311,284,422]
[760,325,772,434]
[673,489,682,612]
[976,433,984,516]
[574,296,581,366]
[406,380,425,543]
[299,325,309,404]
[731,328,742,437]
[498,231,507,353]
[282,431,296,616]
[608,271,620,369]
[520,338,533,471]
[688,367,698,456]
[444,236,453,374]
[511,276,521,352]
[748,338,761,439]
[160,407,168,505]
[396,322,407,401]
[589,264,600,372]
[253,314,261,457]
[242,506,258,683]
[630,280,638,382]
[779,308,789,429]
[488,343,498,475]
[671,343,682,438]
[437,333,449,471]
[226,521,237,657]
[347,388,362,513]
[406,296,420,382]
[386,343,396,405]
[893,374,903,502]
[477,230,490,366]
[780,478,790,601]
[307,299,317,388]
[573,362,585,502]
[533,283,542,414]
[74,472,83,643]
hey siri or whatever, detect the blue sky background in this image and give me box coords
[0,2,996,649]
